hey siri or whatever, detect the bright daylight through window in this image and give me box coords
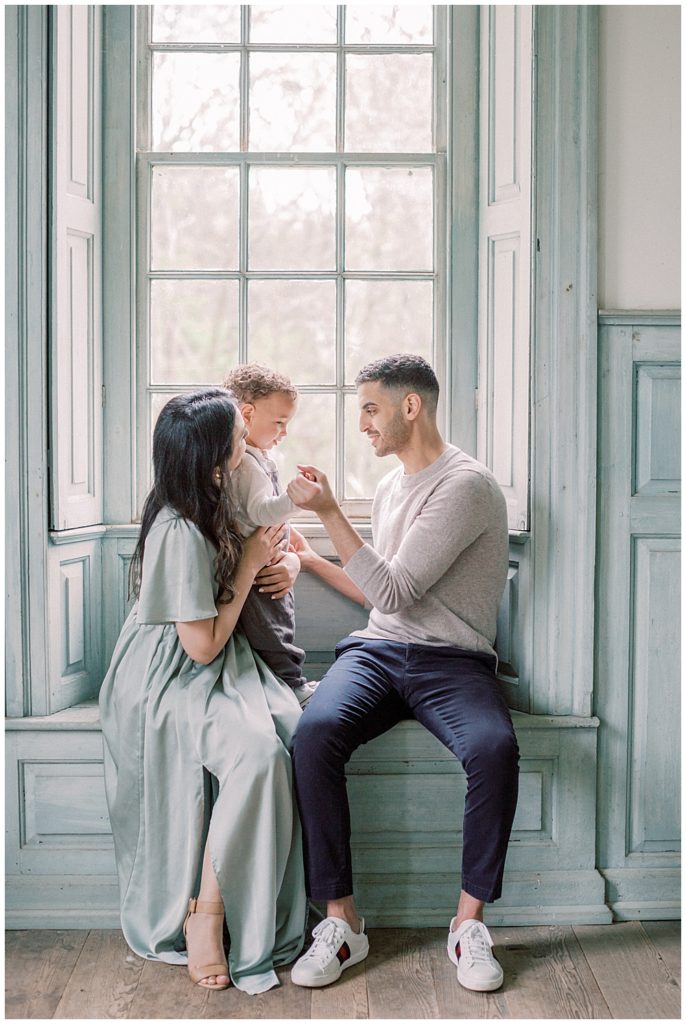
[138,4,447,511]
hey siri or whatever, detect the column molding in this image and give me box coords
[5,6,51,717]
[102,5,137,524]
[448,5,479,455]
[529,6,599,714]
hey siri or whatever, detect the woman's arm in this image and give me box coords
[176,525,284,663]
[289,528,367,607]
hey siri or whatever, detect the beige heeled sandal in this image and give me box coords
[183,897,230,990]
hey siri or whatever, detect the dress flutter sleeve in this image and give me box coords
[136,514,218,624]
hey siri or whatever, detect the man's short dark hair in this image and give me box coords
[354,354,439,412]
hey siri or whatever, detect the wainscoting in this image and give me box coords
[6,700,609,929]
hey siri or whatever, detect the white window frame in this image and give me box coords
[133,4,449,520]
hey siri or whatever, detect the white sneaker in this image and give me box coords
[293,681,319,707]
[447,918,503,992]
[291,916,369,987]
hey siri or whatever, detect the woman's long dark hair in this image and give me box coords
[129,388,244,603]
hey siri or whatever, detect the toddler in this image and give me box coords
[224,363,317,705]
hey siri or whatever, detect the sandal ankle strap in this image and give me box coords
[187,897,225,915]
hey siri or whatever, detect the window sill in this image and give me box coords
[49,521,530,559]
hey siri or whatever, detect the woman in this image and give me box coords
[99,389,306,994]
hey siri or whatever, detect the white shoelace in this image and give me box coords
[459,922,494,965]
[300,919,344,966]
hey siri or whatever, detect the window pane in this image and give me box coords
[346,167,433,271]
[151,166,239,271]
[269,393,336,490]
[151,5,240,43]
[249,53,336,153]
[346,54,433,153]
[344,394,400,499]
[249,167,336,270]
[152,53,240,152]
[345,281,433,383]
[150,279,239,384]
[249,5,337,43]
[149,391,181,440]
[345,5,433,44]
[248,280,336,384]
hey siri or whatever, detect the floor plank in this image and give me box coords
[53,930,144,1019]
[574,921,681,1020]
[125,958,312,1020]
[365,928,440,1019]
[641,921,682,980]
[495,926,611,1019]
[125,958,229,1019]
[310,960,369,1019]
[5,930,88,1020]
[429,926,507,1019]
[4,924,683,1019]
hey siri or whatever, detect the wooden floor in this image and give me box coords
[5,922,681,1020]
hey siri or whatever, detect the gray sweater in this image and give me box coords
[344,445,509,657]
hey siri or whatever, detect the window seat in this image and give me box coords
[6,703,612,928]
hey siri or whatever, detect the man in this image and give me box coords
[286,354,519,993]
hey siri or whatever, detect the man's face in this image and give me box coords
[357,381,411,457]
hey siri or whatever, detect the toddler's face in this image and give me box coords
[243,392,297,451]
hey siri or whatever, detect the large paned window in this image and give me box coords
[136,4,448,516]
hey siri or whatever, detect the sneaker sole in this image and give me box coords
[291,944,369,988]
[447,940,503,992]
[456,965,503,992]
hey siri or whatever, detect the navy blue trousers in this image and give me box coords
[292,636,520,903]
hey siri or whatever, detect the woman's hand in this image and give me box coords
[242,524,286,577]
[288,527,317,573]
[255,550,301,599]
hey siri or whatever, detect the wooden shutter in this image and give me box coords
[477,5,533,531]
[50,5,103,530]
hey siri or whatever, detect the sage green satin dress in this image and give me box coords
[99,508,306,994]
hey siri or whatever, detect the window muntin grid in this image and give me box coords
[136,5,448,516]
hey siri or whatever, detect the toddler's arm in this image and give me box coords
[234,454,298,527]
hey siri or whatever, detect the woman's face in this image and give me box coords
[226,410,248,473]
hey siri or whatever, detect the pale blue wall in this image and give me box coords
[5,5,681,926]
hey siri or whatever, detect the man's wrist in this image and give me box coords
[318,502,345,526]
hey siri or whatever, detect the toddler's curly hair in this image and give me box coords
[223,362,298,404]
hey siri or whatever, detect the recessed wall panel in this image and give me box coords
[489,234,519,487]
[349,768,545,839]
[634,364,681,495]
[68,5,91,196]
[21,760,112,849]
[490,5,519,203]
[61,560,87,672]
[628,536,681,853]
[67,232,93,493]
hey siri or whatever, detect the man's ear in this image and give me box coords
[404,393,423,421]
[241,402,255,427]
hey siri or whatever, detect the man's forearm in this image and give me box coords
[318,504,365,567]
[306,549,367,606]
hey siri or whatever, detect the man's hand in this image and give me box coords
[254,550,301,599]
[287,465,337,513]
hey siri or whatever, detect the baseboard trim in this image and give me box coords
[6,870,614,929]
[609,901,681,921]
